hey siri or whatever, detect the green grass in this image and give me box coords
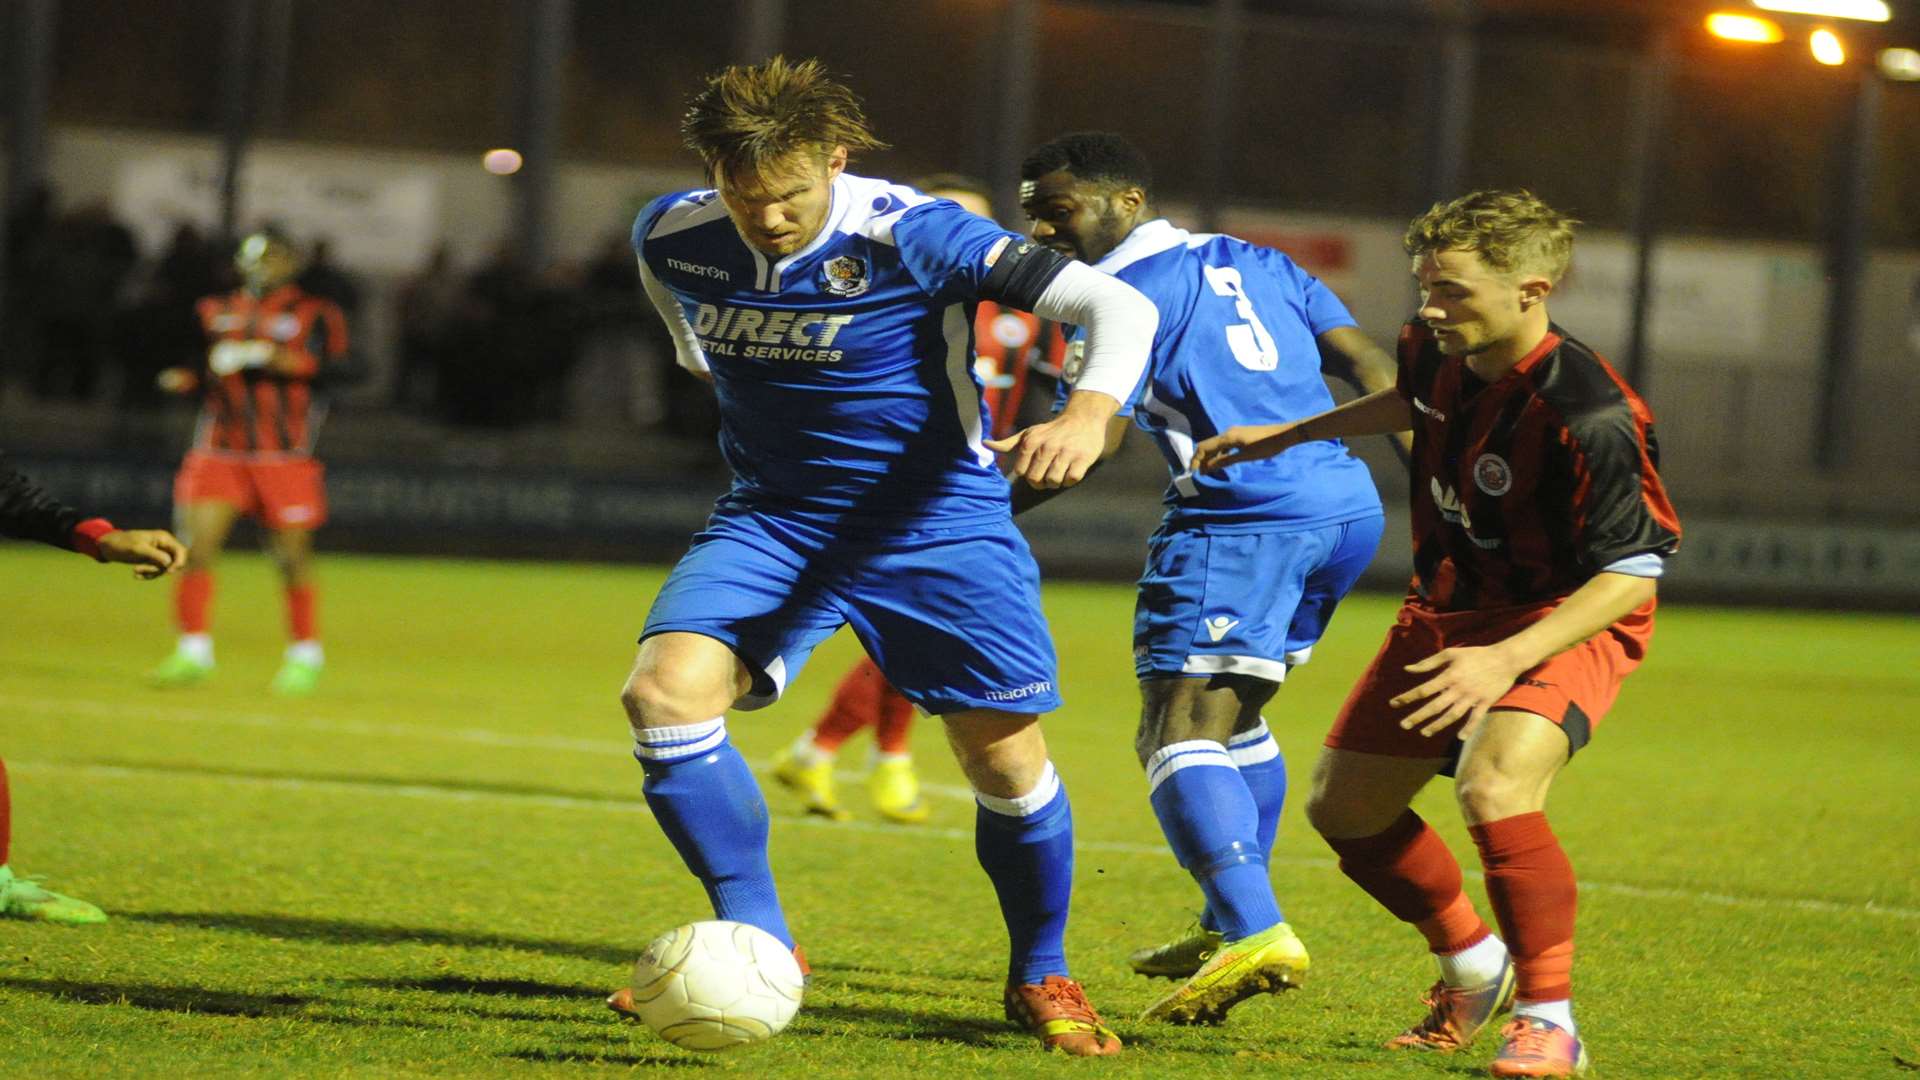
[1,544,1916,1077]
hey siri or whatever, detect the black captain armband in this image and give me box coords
[979,239,1070,310]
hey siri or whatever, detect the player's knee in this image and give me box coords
[619,669,727,731]
[1452,766,1528,823]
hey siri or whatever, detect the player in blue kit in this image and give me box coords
[1010,132,1398,1025]
[604,60,1157,1056]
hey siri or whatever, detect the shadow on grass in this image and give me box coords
[796,999,1015,1048]
[0,976,311,1019]
[346,975,608,999]
[505,1048,715,1067]
[78,757,637,807]
[126,911,631,965]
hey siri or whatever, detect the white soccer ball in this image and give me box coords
[627,920,805,1051]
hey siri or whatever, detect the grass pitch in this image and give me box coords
[1,545,1916,1077]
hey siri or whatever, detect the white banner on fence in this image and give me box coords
[113,155,440,273]
[1551,241,1770,361]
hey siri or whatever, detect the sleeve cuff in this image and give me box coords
[72,517,116,561]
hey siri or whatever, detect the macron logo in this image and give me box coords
[1204,616,1240,642]
[666,257,730,282]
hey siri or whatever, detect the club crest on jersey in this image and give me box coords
[1474,453,1513,496]
[821,255,870,297]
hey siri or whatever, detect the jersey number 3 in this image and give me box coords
[1203,265,1279,372]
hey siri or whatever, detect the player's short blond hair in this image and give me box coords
[681,55,887,184]
[1404,190,1578,283]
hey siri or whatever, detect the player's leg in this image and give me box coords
[1456,710,1588,1078]
[265,526,323,695]
[0,757,106,925]
[942,707,1118,1057]
[771,656,884,820]
[621,630,794,945]
[1134,674,1310,1024]
[866,677,925,823]
[151,489,242,686]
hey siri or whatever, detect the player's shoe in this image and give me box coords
[770,749,850,821]
[1138,920,1308,1025]
[1386,957,1517,1052]
[270,657,323,696]
[867,757,929,824]
[1127,919,1224,979]
[1489,1017,1589,1077]
[148,650,212,688]
[1003,975,1122,1056]
[0,866,108,926]
[607,945,812,1019]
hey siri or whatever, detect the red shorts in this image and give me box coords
[174,452,328,530]
[1324,598,1655,760]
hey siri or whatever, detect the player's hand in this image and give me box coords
[1391,645,1527,740]
[156,367,197,394]
[986,402,1110,490]
[265,348,308,377]
[1190,423,1300,474]
[97,529,189,580]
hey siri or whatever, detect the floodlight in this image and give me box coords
[1708,12,1786,41]
[1751,1,1890,22]
[1810,27,1848,64]
[1879,46,1920,79]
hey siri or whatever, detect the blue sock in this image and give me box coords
[1147,740,1283,941]
[634,718,794,949]
[1230,718,1288,860]
[974,763,1073,986]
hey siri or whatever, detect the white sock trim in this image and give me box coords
[1436,934,1509,988]
[1144,739,1235,795]
[1514,998,1575,1034]
[789,731,830,765]
[178,634,214,665]
[633,717,726,762]
[974,761,1060,818]
[285,640,324,666]
[1226,719,1278,766]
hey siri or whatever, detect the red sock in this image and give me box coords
[812,657,887,753]
[287,583,318,641]
[1325,810,1493,954]
[176,568,214,634]
[0,757,12,867]
[1470,812,1576,1002]
[873,683,916,754]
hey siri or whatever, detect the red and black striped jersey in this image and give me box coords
[1397,319,1681,612]
[191,285,350,457]
[973,301,1065,441]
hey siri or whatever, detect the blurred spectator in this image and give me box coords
[25,202,138,401]
[1,185,56,384]
[296,237,362,325]
[573,230,663,428]
[114,222,223,410]
[394,243,460,412]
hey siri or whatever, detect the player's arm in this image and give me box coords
[1008,414,1131,515]
[0,452,187,578]
[285,301,366,386]
[980,246,1157,489]
[1391,570,1658,738]
[1191,388,1413,474]
[638,257,713,385]
[1317,325,1411,456]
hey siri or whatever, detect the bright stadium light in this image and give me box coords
[1810,27,1848,64]
[482,148,524,175]
[1708,12,1786,42]
[1751,0,1890,22]
[1880,46,1920,79]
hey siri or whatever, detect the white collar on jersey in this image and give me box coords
[1094,218,1199,275]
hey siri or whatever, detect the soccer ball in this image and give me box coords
[627,920,805,1051]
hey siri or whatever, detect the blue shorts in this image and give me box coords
[1133,514,1385,682]
[642,506,1062,716]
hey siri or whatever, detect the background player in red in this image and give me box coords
[150,229,360,695]
[1194,190,1680,1078]
[2,449,186,923]
[770,175,1066,826]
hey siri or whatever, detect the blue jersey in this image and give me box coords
[635,174,1028,529]
[1064,219,1382,532]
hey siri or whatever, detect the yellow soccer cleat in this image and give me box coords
[867,756,929,824]
[1128,920,1225,979]
[1139,920,1309,1025]
[770,749,850,821]
[0,866,108,926]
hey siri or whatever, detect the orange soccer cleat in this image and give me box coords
[1387,959,1517,1052]
[1003,975,1122,1056]
[1489,1016,1589,1078]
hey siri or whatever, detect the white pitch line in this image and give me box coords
[11,758,1918,923]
